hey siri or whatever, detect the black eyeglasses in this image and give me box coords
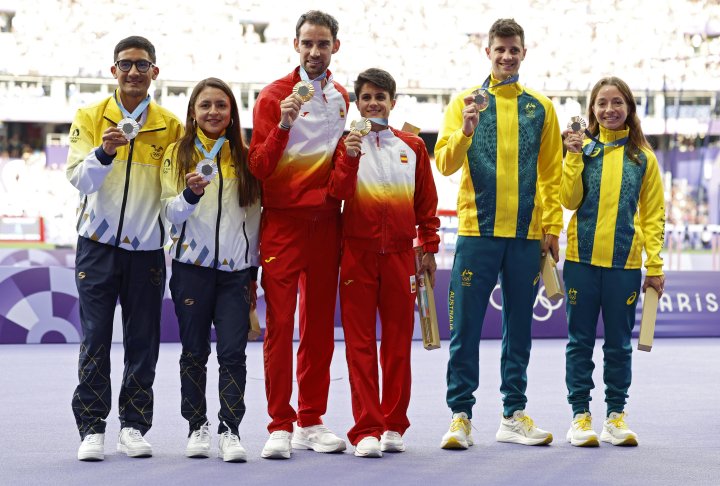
[115,59,154,73]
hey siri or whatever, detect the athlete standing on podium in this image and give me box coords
[67,36,182,461]
[435,18,563,450]
[248,10,362,460]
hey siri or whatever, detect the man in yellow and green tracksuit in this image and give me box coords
[435,18,563,449]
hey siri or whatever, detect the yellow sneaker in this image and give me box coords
[566,412,599,447]
[496,410,553,446]
[601,412,638,446]
[440,412,473,449]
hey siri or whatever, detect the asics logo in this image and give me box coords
[626,292,637,305]
[264,257,277,263]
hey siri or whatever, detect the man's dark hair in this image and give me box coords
[295,10,339,40]
[354,68,396,99]
[114,36,156,63]
[488,18,525,47]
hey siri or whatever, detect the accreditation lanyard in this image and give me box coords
[583,131,628,156]
[115,93,151,122]
[194,136,226,160]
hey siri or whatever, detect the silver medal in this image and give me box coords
[118,117,140,140]
[195,158,218,182]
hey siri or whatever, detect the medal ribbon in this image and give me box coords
[582,130,628,156]
[368,118,388,126]
[299,65,327,83]
[194,136,226,161]
[481,74,519,91]
[115,93,151,121]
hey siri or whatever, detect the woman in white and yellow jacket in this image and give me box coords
[161,78,260,462]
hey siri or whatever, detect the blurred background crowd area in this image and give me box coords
[1,0,719,268]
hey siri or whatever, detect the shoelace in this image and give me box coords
[516,414,536,431]
[126,429,145,442]
[193,425,210,442]
[310,424,331,435]
[269,430,291,440]
[384,431,402,441]
[449,417,470,433]
[575,415,593,431]
[607,413,628,429]
[221,431,240,446]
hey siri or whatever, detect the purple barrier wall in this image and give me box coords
[0,248,718,344]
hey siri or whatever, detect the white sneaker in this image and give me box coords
[380,431,405,452]
[261,430,293,459]
[292,424,346,453]
[496,410,553,446]
[440,412,473,449]
[566,412,599,447]
[77,433,105,461]
[600,412,638,446]
[218,431,247,462]
[354,436,382,458]
[117,427,152,457]
[186,422,211,458]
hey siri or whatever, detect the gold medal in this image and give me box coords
[292,81,315,103]
[118,117,140,140]
[567,116,587,133]
[471,89,489,112]
[350,118,372,136]
[195,158,218,182]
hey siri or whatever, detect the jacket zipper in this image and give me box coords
[213,148,223,269]
[114,138,135,247]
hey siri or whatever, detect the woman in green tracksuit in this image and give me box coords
[561,76,665,447]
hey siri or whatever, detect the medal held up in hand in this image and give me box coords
[292,81,315,103]
[115,93,151,141]
[193,136,226,183]
[350,117,372,136]
[567,116,587,133]
[117,118,140,140]
[471,88,489,112]
[195,159,218,183]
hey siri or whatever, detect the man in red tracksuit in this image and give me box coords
[339,68,440,458]
[249,10,361,460]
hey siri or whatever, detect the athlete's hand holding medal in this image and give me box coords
[564,116,587,154]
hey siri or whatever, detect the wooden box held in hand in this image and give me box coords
[414,247,440,350]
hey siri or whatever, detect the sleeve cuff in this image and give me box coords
[544,225,562,237]
[645,265,664,277]
[95,146,116,166]
[423,243,439,254]
[182,187,202,205]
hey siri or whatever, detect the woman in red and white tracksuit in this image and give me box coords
[340,68,440,458]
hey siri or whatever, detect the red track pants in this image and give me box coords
[260,209,341,433]
[339,245,415,445]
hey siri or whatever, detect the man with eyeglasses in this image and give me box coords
[66,35,182,461]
